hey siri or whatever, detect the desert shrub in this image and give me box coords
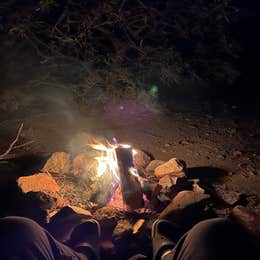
[0,0,240,110]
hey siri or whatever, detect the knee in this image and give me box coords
[187,218,234,242]
[0,216,44,241]
[192,218,229,231]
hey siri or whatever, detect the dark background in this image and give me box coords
[0,0,259,117]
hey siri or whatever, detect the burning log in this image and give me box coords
[115,146,144,210]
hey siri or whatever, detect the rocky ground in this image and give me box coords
[0,108,259,259]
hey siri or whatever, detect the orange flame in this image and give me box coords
[88,140,139,180]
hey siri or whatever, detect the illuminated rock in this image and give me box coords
[17,173,60,193]
[154,158,186,178]
[133,149,152,172]
[145,160,165,175]
[42,152,71,174]
[159,190,210,224]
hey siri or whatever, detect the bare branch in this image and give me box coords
[0,123,34,160]
[13,140,34,150]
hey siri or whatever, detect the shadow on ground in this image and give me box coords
[186,167,227,182]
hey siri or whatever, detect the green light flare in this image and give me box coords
[149,85,158,94]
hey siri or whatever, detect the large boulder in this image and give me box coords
[144,160,165,177]
[145,160,165,175]
[159,190,210,227]
[11,190,68,226]
[16,191,58,225]
[17,173,68,224]
[42,152,71,174]
[154,158,186,178]
[17,173,60,193]
[73,152,93,177]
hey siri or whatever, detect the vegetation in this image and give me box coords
[0,0,241,110]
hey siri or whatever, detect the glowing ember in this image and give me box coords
[107,185,127,210]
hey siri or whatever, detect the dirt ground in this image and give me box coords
[0,106,259,213]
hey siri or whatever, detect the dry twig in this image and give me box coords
[0,123,33,160]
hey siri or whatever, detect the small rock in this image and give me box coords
[158,175,190,204]
[248,171,256,176]
[179,140,190,145]
[154,158,186,178]
[94,206,124,221]
[213,208,231,218]
[159,175,175,192]
[133,149,152,172]
[93,206,125,233]
[157,193,171,203]
[145,160,165,174]
[112,219,133,239]
[233,150,242,157]
[42,152,71,174]
[190,179,205,194]
[214,185,241,205]
[159,190,210,223]
[17,173,60,193]
[159,175,187,193]
[133,219,145,234]
[141,182,161,201]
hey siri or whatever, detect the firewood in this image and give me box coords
[115,147,144,210]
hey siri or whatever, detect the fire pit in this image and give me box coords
[16,136,213,259]
[17,136,198,216]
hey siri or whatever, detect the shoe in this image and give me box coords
[69,219,101,260]
[152,219,177,260]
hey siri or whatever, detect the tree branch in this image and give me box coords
[0,123,34,160]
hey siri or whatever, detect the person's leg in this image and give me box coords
[0,216,88,260]
[170,218,259,260]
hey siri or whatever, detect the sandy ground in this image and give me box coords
[0,107,259,212]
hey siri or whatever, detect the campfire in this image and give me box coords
[88,139,143,210]
[14,134,217,258]
[88,140,144,210]
[17,134,201,217]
